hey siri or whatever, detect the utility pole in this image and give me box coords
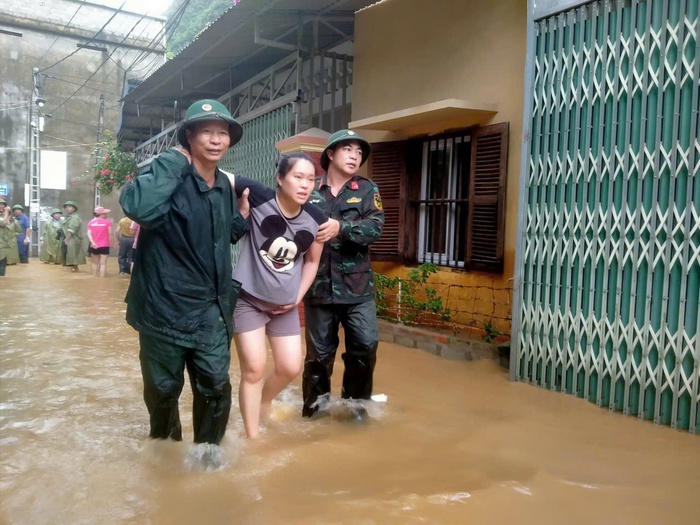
[27,67,41,258]
[94,94,105,207]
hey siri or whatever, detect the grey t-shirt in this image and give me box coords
[233,176,327,305]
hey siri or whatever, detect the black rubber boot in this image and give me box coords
[302,357,335,417]
[341,342,378,400]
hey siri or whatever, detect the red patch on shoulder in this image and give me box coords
[350,181,359,190]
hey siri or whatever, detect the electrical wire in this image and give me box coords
[46,8,152,115]
[34,1,85,67]
[39,1,127,73]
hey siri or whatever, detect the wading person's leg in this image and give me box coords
[99,253,108,277]
[262,334,302,416]
[302,304,341,417]
[187,316,232,445]
[234,325,267,439]
[138,334,187,440]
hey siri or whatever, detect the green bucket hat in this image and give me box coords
[63,200,78,210]
[50,208,62,215]
[12,204,24,211]
[177,99,243,149]
[320,129,371,171]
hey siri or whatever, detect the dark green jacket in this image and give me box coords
[304,174,384,305]
[119,150,248,348]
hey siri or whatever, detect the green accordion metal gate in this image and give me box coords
[513,0,699,433]
[220,104,293,187]
[219,104,293,262]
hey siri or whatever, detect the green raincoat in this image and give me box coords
[0,218,21,264]
[40,218,62,264]
[62,212,86,266]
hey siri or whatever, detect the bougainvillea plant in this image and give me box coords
[91,132,136,195]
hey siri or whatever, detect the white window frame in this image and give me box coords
[417,136,470,268]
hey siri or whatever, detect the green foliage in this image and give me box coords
[375,263,452,326]
[482,322,500,343]
[166,0,232,56]
[90,132,136,196]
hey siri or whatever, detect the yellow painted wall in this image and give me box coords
[354,0,527,335]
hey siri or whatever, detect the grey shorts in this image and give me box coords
[232,291,300,336]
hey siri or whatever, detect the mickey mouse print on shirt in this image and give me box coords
[232,175,327,306]
[258,215,314,273]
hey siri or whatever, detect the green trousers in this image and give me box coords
[138,316,232,444]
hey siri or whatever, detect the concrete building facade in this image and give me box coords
[350,0,527,335]
[0,0,165,252]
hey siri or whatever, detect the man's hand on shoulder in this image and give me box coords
[174,148,192,163]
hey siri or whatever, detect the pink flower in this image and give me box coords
[105,155,109,161]
[126,175,132,181]
[101,169,111,176]
[108,179,115,184]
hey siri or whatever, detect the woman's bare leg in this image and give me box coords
[234,327,268,439]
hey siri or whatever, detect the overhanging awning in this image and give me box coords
[349,98,498,132]
[118,0,378,149]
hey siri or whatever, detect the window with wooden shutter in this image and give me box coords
[467,122,508,272]
[368,141,406,262]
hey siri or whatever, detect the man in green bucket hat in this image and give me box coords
[40,208,64,264]
[120,99,249,461]
[0,199,21,275]
[301,129,385,420]
[61,200,86,271]
[12,204,31,263]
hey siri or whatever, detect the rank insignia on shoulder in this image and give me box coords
[347,197,362,204]
[374,193,383,210]
[350,181,359,190]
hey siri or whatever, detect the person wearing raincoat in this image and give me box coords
[61,201,86,272]
[40,208,63,264]
[12,204,31,263]
[0,199,22,276]
[120,99,249,452]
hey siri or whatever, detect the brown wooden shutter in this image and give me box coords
[467,122,508,272]
[368,141,406,262]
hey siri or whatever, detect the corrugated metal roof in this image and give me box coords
[119,0,375,147]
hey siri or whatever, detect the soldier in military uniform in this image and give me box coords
[302,129,384,419]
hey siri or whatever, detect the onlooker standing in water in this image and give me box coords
[302,130,384,420]
[61,201,86,272]
[232,153,327,439]
[120,99,249,455]
[115,215,135,275]
[0,199,21,276]
[40,208,63,264]
[87,206,115,277]
[12,204,31,263]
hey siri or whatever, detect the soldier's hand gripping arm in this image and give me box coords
[119,149,190,229]
[337,185,385,245]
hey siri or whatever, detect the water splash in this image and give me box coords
[183,443,227,472]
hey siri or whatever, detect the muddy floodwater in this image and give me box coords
[0,262,698,525]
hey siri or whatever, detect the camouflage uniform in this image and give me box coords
[303,171,384,417]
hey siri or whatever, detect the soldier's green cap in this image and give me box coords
[321,129,371,171]
[0,198,9,207]
[177,99,243,149]
[12,204,24,211]
[63,200,78,210]
[50,208,62,215]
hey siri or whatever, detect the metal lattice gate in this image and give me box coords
[513,0,699,433]
[220,104,293,186]
[219,104,293,263]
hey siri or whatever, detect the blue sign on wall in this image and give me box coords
[0,183,8,197]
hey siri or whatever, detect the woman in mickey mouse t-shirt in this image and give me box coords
[232,152,327,439]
